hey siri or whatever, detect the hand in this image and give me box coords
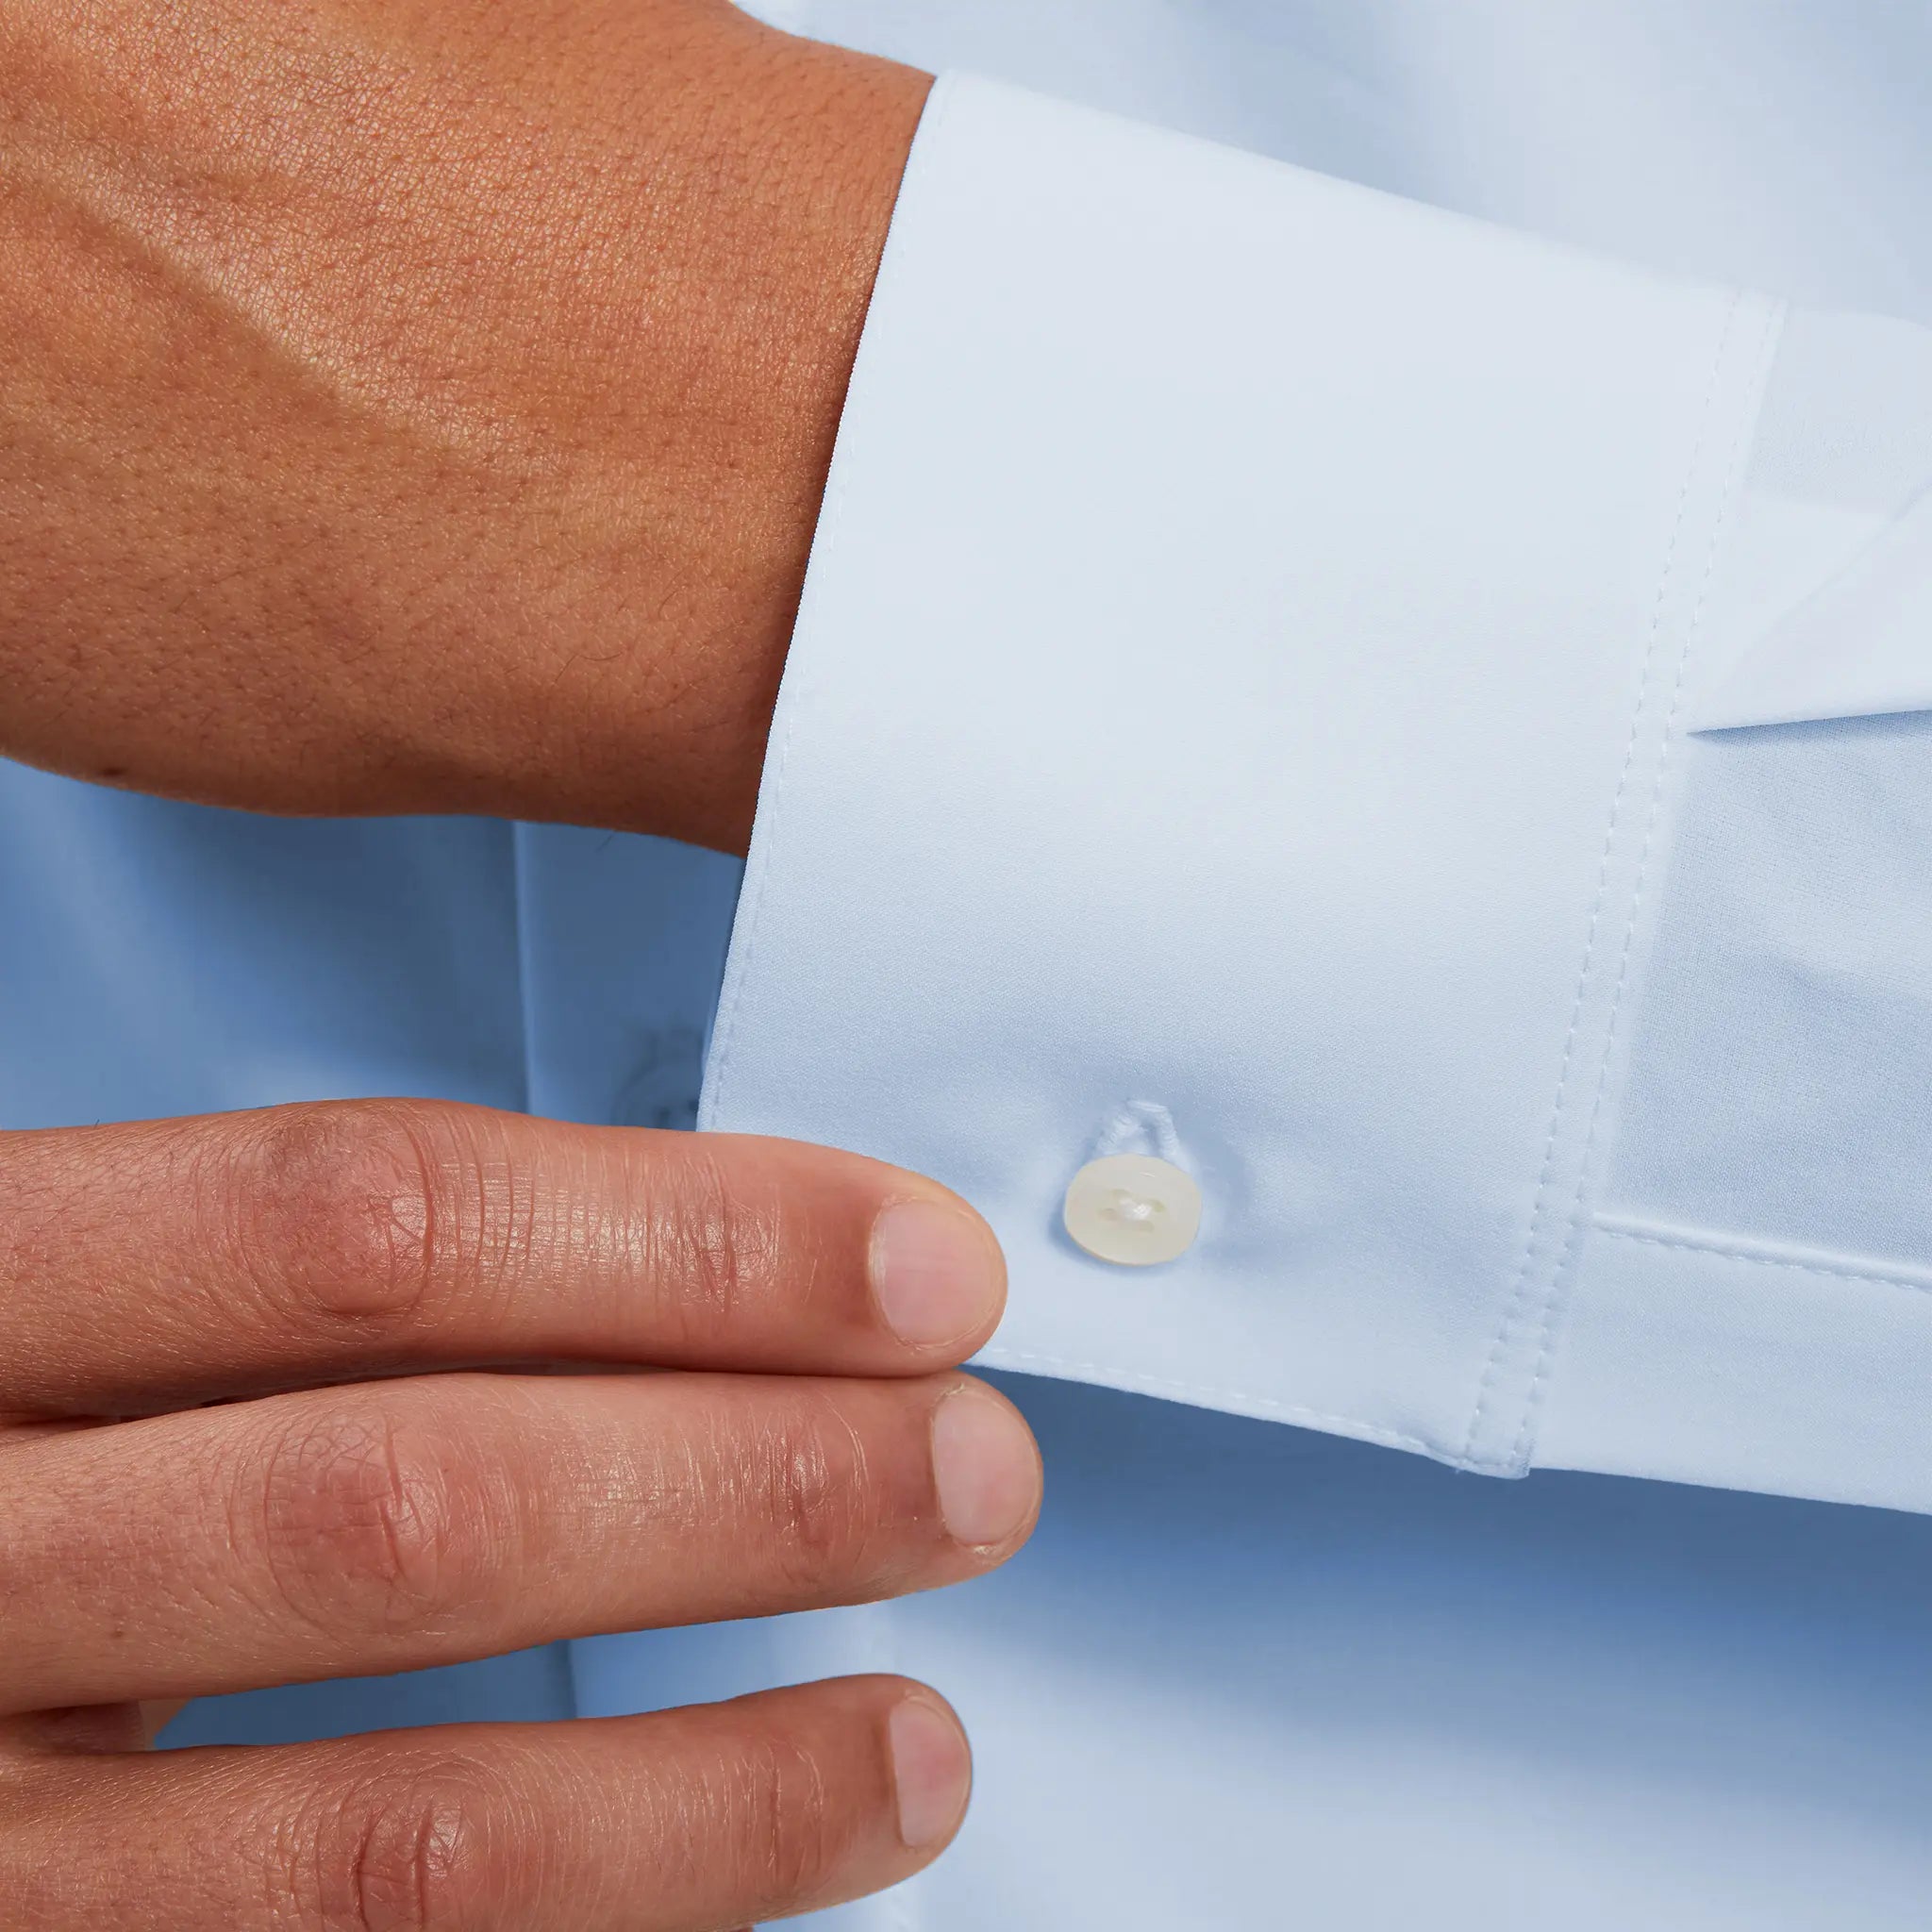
[0,1099,1037,1927]
[0,0,929,853]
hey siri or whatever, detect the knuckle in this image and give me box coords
[724,1730,854,1912]
[740,1400,877,1593]
[648,1153,788,1335]
[223,1104,444,1334]
[247,1399,500,1645]
[287,1757,514,1932]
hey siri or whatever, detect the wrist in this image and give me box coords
[604,36,931,854]
[0,2,928,850]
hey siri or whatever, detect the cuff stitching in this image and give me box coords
[978,1346,1440,1460]
[1460,290,1746,1471]
[1507,296,1786,1472]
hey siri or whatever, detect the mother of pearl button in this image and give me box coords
[1062,1153,1202,1266]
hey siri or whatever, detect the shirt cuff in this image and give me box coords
[701,75,1805,1490]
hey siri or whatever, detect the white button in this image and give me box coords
[1062,1154,1201,1266]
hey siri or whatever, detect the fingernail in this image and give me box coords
[890,1695,972,1848]
[870,1199,1003,1348]
[931,1384,1040,1548]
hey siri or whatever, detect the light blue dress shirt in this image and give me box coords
[9,3,1932,1925]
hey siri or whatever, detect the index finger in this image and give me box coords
[0,1100,1005,1414]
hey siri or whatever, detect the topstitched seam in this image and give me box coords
[1509,296,1783,1471]
[1457,291,1745,1468]
[979,1346,1440,1458]
[1595,1222,1932,1293]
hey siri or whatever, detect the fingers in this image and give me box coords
[0,1100,1006,1414]
[0,1370,1041,1712]
[5,1677,970,1931]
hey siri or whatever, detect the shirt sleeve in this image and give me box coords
[698,72,1932,1514]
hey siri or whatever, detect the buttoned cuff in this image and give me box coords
[697,74,1852,1494]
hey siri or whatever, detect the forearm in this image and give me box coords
[0,0,928,851]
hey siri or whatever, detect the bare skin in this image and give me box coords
[0,1102,1037,1925]
[1,0,929,853]
[0,5,1031,1925]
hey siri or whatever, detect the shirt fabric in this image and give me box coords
[10,3,1932,1926]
